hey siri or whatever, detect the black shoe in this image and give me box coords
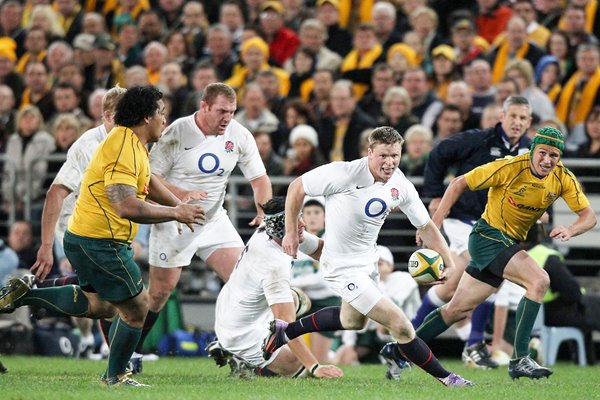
[508,356,553,380]
[205,340,232,367]
[462,341,499,369]
[0,278,30,313]
[0,360,7,373]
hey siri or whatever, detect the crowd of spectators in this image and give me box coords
[0,0,600,254]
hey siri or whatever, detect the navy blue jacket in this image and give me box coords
[423,123,531,221]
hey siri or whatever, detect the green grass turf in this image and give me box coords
[1,356,599,400]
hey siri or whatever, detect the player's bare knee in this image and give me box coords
[340,315,366,330]
[148,285,173,311]
[390,323,414,342]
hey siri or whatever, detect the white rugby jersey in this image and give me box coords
[215,230,293,339]
[52,124,108,234]
[302,157,430,267]
[150,114,266,219]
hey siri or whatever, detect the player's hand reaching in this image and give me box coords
[174,202,206,232]
[282,232,299,259]
[31,243,54,280]
[549,225,572,241]
[249,214,264,227]
[312,364,344,378]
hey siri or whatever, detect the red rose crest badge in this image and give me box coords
[225,140,235,153]
[391,188,399,201]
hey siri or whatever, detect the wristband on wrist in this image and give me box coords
[309,363,320,375]
[298,231,320,255]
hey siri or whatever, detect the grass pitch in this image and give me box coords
[1,356,599,400]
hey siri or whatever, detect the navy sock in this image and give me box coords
[284,306,342,340]
[398,337,450,379]
[99,319,112,345]
[257,367,278,377]
[467,301,494,346]
[411,292,438,328]
[135,310,159,353]
[36,275,80,288]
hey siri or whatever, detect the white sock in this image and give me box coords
[454,322,472,341]
[428,286,447,307]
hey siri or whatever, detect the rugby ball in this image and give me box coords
[408,248,444,284]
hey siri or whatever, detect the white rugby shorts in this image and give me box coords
[320,261,383,315]
[442,218,475,256]
[149,208,244,267]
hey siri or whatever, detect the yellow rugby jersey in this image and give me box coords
[68,126,150,242]
[464,153,589,241]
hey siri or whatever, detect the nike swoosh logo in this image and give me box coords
[356,185,366,189]
[184,147,193,150]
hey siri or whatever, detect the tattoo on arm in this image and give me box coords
[106,184,137,204]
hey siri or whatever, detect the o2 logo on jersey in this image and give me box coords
[198,153,225,176]
[364,198,388,218]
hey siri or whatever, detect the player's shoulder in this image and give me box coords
[68,125,106,154]
[226,119,253,139]
[164,114,196,136]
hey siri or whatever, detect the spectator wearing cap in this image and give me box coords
[0,37,24,106]
[450,18,489,70]
[475,0,513,45]
[0,1,26,58]
[429,45,460,102]
[258,1,300,67]
[486,16,546,84]
[90,33,126,90]
[340,23,384,100]
[283,124,325,176]
[386,43,418,82]
[535,55,562,103]
[226,36,290,100]
[315,0,352,57]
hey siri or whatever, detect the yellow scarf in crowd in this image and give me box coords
[547,83,561,104]
[491,41,530,83]
[559,0,598,33]
[556,67,600,127]
[84,0,118,14]
[16,51,47,74]
[341,44,382,98]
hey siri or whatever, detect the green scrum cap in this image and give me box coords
[530,126,565,157]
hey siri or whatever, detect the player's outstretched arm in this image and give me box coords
[431,175,468,227]
[270,302,343,379]
[549,206,597,241]
[149,174,208,204]
[106,184,205,227]
[283,177,305,258]
[31,183,71,279]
